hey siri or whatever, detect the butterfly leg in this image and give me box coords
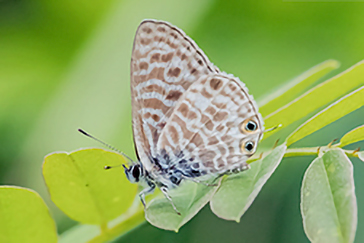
[139,184,155,208]
[182,176,218,187]
[160,186,181,215]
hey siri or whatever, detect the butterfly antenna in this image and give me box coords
[264,124,282,133]
[78,128,134,163]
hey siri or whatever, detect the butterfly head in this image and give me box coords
[123,164,144,183]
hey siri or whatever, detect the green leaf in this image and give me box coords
[145,179,220,232]
[301,149,357,243]
[0,186,58,243]
[263,60,364,137]
[358,152,364,162]
[210,144,286,222]
[287,86,364,146]
[338,125,364,147]
[43,148,137,224]
[259,60,340,116]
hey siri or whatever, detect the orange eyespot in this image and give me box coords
[240,140,255,154]
[240,119,258,133]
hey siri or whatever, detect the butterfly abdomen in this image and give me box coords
[148,150,209,188]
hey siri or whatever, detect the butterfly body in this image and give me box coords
[127,19,264,212]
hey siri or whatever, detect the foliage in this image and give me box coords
[0,59,363,242]
[43,149,137,224]
[301,149,357,243]
[0,187,57,243]
[210,144,286,222]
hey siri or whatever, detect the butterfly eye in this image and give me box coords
[241,141,255,154]
[132,165,140,180]
[241,119,258,133]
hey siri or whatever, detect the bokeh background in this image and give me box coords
[1,0,364,242]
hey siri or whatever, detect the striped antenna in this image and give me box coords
[78,128,134,163]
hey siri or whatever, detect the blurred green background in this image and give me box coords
[1,0,364,242]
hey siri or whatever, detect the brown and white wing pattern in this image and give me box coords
[130,20,219,170]
[156,74,264,177]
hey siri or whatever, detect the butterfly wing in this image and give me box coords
[130,20,219,170]
[156,74,264,177]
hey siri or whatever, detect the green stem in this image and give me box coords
[88,209,145,243]
[248,146,360,163]
[59,196,147,243]
[283,147,321,157]
[284,146,360,158]
[100,222,108,234]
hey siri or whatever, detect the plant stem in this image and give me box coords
[248,145,361,163]
[283,147,321,157]
[88,209,145,243]
[284,147,360,158]
[100,222,108,234]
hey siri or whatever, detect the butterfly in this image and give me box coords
[123,19,264,214]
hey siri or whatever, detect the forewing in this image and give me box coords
[157,74,264,176]
[130,20,219,169]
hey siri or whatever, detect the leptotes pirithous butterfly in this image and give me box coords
[124,19,264,214]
